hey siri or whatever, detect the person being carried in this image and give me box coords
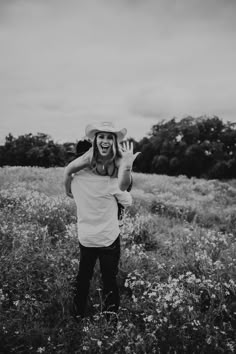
[64,121,139,196]
[74,135,132,222]
[64,121,140,319]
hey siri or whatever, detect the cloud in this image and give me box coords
[129,81,236,123]
[0,0,236,143]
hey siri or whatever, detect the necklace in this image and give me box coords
[96,163,106,176]
[95,161,116,176]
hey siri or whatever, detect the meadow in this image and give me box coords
[0,166,235,353]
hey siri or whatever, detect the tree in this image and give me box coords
[135,115,236,179]
[152,155,169,174]
[0,133,73,167]
[134,138,155,173]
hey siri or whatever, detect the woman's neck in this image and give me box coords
[97,154,113,164]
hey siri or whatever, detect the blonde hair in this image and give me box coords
[90,133,122,175]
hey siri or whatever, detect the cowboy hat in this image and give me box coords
[85,121,127,142]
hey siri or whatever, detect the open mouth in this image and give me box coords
[100,145,110,154]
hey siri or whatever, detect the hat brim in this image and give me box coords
[85,125,127,142]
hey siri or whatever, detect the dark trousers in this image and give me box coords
[74,236,120,317]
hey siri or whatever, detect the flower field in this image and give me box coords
[0,166,236,353]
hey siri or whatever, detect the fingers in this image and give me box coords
[119,143,124,152]
[130,141,134,152]
[121,140,134,152]
[122,141,128,151]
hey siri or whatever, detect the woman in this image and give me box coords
[64,121,140,318]
[75,136,132,222]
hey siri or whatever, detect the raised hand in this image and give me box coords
[120,141,141,169]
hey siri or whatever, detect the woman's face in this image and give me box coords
[96,132,115,157]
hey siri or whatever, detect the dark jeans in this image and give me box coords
[74,236,120,317]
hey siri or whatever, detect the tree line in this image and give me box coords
[0,133,74,168]
[1,116,236,179]
[134,116,236,179]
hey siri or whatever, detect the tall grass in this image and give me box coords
[0,167,235,353]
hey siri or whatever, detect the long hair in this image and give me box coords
[90,133,122,174]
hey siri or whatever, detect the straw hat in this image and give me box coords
[85,121,127,142]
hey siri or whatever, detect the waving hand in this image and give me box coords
[120,141,141,169]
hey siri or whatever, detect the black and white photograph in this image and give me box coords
[0,0,236,353]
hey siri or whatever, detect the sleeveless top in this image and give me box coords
[81,148,120,178]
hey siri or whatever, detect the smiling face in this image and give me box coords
[96,132,115,158]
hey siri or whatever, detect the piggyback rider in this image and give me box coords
[64,121,140,319]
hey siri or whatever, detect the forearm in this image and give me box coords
[64,167,73,198]
[118,165,132,191]
[118,140,140,191]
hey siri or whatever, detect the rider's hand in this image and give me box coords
[120,141,141,170]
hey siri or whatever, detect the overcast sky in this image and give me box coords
[0,0,236,143]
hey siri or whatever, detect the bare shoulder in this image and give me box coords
[80,148,93,165]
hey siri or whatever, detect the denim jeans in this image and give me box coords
[74,236,120,317]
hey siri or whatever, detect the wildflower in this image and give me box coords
[206,337,212,345]
[164,294,172,301]
[71,259,79,265]
[148,292,157,298]
[192,320,200,326]
[226,342,235,352]
[97,340,102,347]
[145,315,153,322]
[37,348,45,353]
[0,289,5,301]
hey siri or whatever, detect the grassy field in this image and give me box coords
[0,166,235,353]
